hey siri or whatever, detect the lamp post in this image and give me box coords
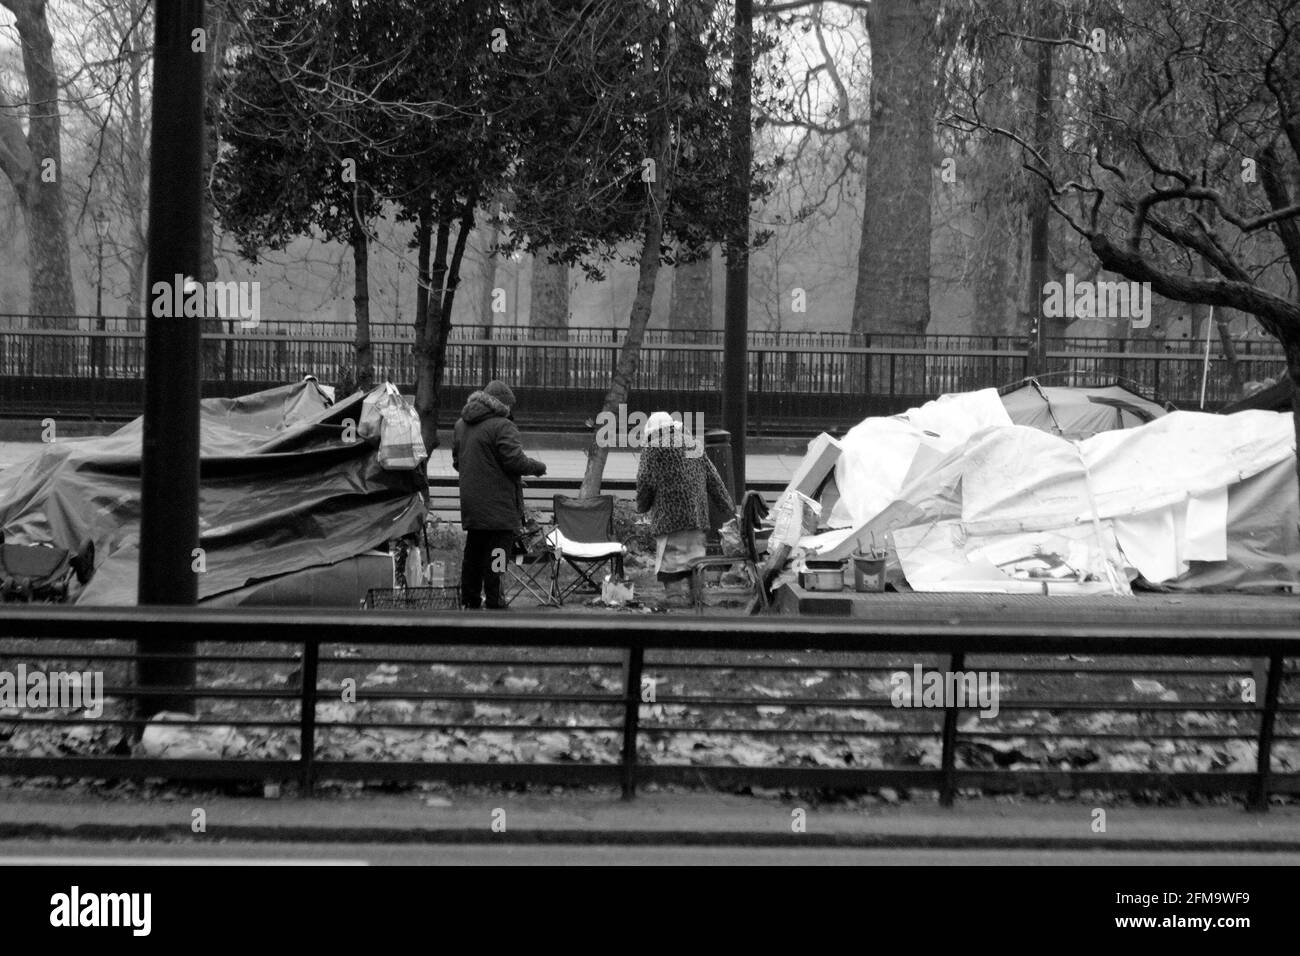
[722,0,752,498]
[93,210,109,376]
[137,0,204,715]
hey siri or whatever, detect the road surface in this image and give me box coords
[1,840,1297,865]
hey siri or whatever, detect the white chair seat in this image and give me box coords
[545,529,626,560]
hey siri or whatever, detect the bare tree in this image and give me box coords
[65,0,152,320]
[0,0,77,323]
[953,0,1300,487]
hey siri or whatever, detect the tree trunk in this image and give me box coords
[670,246,713,340]
[580,2,672,497]
[579,207,666,498]
[1291,363,1300,499]
[125,33,148,328]
[1022,17,1054,372]
[1216,311,1243,396]
[352,216,373,392]
[0,0,77,325]
[971,103,1017,339]
[530,251,569,336]
[850,0,936,336]
[427,199,477,450]
[972,226,1012,338]
[527,249,568,386]
[478,207,501,330]
[199,1,228,378]
[412,202,436,448]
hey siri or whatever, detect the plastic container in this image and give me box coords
[799,558,846,591]
[852,551,887,592]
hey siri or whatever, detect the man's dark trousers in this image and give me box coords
[461,529,516,609]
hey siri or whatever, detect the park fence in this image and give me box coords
[0,318,1283,431]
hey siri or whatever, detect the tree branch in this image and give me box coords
[1090,232,1299,339]
[755,0,870,14]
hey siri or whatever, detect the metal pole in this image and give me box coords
[299,640,320,796]
[95,235,103,326]
[137,0,205,716]
[94,231,104,380]
[1199,305,1214,409]
[620,646,645,800]
[1250,651,1283,812]
[722,0,752,497]
[1025,10,1053,377]
[939,652,965,806]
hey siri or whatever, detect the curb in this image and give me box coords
[4,822,1300,851]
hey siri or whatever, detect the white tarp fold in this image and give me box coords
[828,388,1011,528]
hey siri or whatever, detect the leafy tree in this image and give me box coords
[215,0,397,389]
[216,0,513,411]
[499,0,777,495]
[382,0,513,450]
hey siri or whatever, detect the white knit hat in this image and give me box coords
[643,411,680,437]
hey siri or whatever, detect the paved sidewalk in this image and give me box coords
[0,788,1296,848]
[427,447,800,484]
[1,442,807,485]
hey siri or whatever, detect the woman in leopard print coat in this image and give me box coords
[635,412,735,605]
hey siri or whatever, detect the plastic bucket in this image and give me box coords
[852,552,887,592]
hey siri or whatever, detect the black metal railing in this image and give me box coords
[0,328,1283,428]
[0,605,1297,808]
[2,314,1286,352]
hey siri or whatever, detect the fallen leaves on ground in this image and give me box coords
[0,645,1292,786]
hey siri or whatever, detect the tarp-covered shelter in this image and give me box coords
[0,380,425,605]
[779,387,1299,594]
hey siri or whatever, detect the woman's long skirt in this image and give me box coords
[654,528,706,583]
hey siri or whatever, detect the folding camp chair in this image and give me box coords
[503,534,559,607]
[546,495,626,606]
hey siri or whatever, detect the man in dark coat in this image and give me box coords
[452,380,547,609]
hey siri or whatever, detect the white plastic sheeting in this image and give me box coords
[827,388,1011,528]
[795,394,1298,592]
[960,411,1293,532]
[893,522,1129,595]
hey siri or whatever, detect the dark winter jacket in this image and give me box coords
[452,391,546,530]
[635,437,735,537]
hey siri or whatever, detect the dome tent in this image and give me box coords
[999,378,1166,440]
